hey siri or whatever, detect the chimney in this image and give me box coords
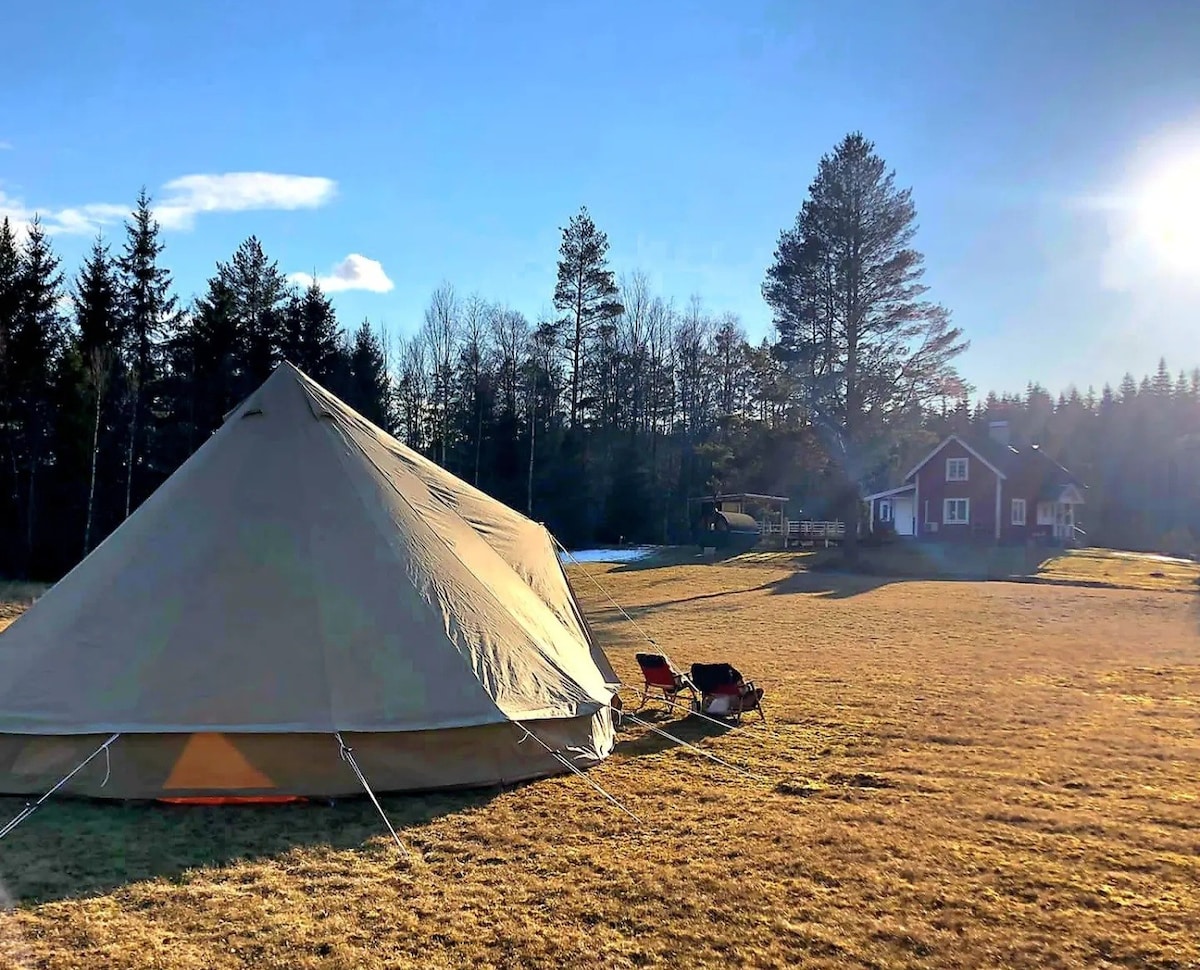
[988,420,1011,447]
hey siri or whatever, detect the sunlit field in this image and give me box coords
[2,554,1198,969]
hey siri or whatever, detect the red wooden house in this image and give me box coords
[864,422,1086,545]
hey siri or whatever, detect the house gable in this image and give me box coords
[904,434,1008,484]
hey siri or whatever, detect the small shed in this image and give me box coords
[689,493,790,550]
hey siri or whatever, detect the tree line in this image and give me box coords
[1,133,1196,581]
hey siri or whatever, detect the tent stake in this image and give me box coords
[0,733,119,842]
[335,733,411,858]
[515,724,642,824]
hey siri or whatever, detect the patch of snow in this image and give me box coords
[1100,551,1196,565]
[559,546,657,564]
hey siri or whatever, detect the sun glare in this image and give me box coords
[1127,147,1200,277]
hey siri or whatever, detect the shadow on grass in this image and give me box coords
[606,547,715,572]
[0,786,501,906]
[765,570,907,599]
[614,709,734,758]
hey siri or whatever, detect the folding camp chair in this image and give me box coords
[689,662,766,725]
[634,653,698,713]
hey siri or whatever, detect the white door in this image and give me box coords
[893,497,915,536]
[1054,503,1075,540]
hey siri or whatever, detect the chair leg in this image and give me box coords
[635,683,650,712]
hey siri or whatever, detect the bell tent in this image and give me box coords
[0,363,619,801]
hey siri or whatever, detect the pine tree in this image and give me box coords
[422,283,459,467]
[553,206,622,427]
[457,294,492,485]
[763,132,966,558]
[116,190,177,518]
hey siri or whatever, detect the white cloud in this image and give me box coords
[153,172,336,230]
[0,172,337,238]
[45,203,131,236]
[289,254,395,294]
[0,189,128,238]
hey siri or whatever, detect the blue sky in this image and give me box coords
[2,0,1199,397]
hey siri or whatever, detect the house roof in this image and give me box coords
[687,492,790,506]
[902,433,1087,491]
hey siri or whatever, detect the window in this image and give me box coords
[943,498,970,524]
[1036,502,1054,525]
[1011,498,1026,526]
[878,500,893,523]
[946,457,969,482]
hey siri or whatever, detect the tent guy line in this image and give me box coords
[336,733,411,858]
[552,537,661,649]
[619,713,767,782]
[0,733,120,842]
[515,724,643,823]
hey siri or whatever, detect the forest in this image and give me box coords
[1,133,1198,581]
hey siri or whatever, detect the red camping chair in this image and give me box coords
[634,653,698,713]
[689,662,766,725]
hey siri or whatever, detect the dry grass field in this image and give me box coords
[2,553,1199,969]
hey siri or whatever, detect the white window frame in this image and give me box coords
[943,498,970,525]
[1011,498,1026,526]
[945,457,969,482]
[1036,502,1054,525]
[878,500,893,523]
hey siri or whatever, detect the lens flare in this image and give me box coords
[1126,143,1200,278]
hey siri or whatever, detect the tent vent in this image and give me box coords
[242,408,264,418]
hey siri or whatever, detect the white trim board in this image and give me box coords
[863,484,917,501]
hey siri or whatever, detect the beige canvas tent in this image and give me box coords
[0,363,618,800]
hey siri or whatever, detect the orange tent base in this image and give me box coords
[157,795,309,805]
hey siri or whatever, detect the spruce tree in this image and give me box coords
[10,220,65,575]
[0,219,22,539]
[0,218,20,366]
[116,190,177,517]
[72,236,122,552]
[218,236,289,388]
[347,320,392,429]
[281,278,342,382]
[189,275,243,432]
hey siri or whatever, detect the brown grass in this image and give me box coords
[0,582,45,630]
[2,558,1199,968]
[1035,548,1200,593]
